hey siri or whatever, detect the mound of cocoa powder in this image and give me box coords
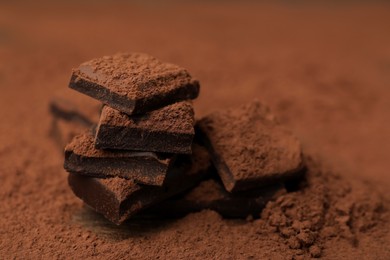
[259,156,386,258]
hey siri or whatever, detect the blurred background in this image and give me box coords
[0,1,389,188]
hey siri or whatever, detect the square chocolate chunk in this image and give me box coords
[197,100,303,192]
[67,144,211,225]
[69,53,200,115]
[95,101,195,154]
[64,131,175,186]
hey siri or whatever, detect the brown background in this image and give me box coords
[1,1,389,258]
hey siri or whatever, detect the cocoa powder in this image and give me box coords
[1,2,390,259]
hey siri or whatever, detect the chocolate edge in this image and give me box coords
[69,72,137,115]
[64,150,169,186]
[95,124,194,154]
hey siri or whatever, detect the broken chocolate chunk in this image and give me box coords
[146,179,286,218]
[197,100,303,192]
[67,144,211,225]
[69,53,200,115]
[64,130,175,186]
[95,101,195,154]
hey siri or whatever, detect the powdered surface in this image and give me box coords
[1,2,390,259]
[74,52,193,99]
[99,101,194,133]
[99,177,140,202]
[259,156,388,258]
[198,100,302,191]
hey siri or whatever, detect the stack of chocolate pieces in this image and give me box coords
[56,53,304,225]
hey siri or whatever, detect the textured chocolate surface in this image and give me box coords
[146,179,286,218]
[95,101,195,154]
[69,53,200,115]
[197,100,303,192]
[64,131,175,186]
[67,144,211,225]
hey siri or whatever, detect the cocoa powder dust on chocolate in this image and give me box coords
[198,100,303,192]
[69,53,200,115]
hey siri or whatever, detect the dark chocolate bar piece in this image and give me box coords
[146,179,286,218]
[95,101,195,154]
[197,100,303,192]
[68,144,211,225]
[64,130,175,186]
[69,53,200,115]
[49,89,101,127]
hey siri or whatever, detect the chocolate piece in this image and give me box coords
[64,131,175,186]
[49,89,101,127]
[146,179,286,218]
[69,53,200,115]
[68,144,211,225]
[197,100,303,192]
[95,101,195,154]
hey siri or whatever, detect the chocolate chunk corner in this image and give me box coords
[69,53,200,115]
